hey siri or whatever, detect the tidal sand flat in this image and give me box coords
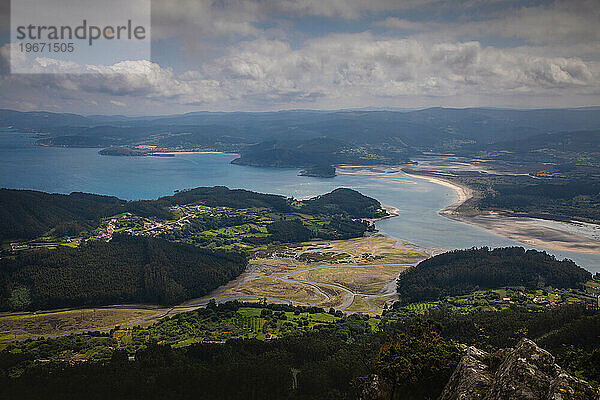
[192,235,428,314]
[456,214,600,254]
[406,171,600,255]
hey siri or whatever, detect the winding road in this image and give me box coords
[277,262,415,312]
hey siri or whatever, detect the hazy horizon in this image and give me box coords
[3,104,600,118]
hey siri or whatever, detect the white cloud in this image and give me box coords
[200,34,597,102]
[2,32,599,110]
[400,0,600,54]
[260,0,439,19]
[151,0,262,45]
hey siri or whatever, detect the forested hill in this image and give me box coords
[0,235,247,311]
[158,186,292,212]
[300,188,387,218]
[396,247,591,304]
[230,137,412,169]
[0,189,125,241]
[0,187,384,241]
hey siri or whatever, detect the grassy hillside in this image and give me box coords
[0,187,385,243]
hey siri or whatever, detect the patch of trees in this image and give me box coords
[316,216,373,240]
[373,319,461,400]
[300,188,387,218]
[160,186,293,212]
[267,220,313,243]
[419,304,600,385]
[480,182,600,222]
[0,235,247,310]
[0,189,123,241]
[422,304,592,350]
[267,217,372,244]
[396,247,591,304]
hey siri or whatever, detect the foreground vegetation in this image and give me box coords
[1,296,598,399]
[0,302,460,400]
[0,247,599,398]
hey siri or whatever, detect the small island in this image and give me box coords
[298,164,336,178]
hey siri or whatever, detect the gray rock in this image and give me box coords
[439,346,493,400]
[439,339,599,400]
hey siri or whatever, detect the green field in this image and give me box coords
[395,286,590,314]
[0,304,370,366]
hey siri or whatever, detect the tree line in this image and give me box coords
[396,247,591,304]
[0,235,248,311]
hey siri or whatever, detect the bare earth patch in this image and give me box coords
[307,265,410,295]
[197,235,427,314]
[0,307,167,340]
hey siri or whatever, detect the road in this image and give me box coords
[278,263,415,311]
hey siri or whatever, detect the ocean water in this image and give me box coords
[1,131,599,272]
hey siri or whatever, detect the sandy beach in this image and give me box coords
[406,172,600,255]
[461,213,600,254]
[403,173,473,215]
[152,151,239,155]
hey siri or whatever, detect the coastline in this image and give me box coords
[406,171,600,255]
[379,204,400,220]
[402,172,473,214]
[151,151,239,156]
[362,204,400,230]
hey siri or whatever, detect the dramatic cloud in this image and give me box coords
[3,31,597,112]
[1,0,599,113]
[151,0,263,50]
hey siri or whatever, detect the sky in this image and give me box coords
[0,0,599,114]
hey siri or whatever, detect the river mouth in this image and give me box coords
[1,132,599,272]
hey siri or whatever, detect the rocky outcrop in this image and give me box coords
[439,338,599,400]
[439,346,493,400]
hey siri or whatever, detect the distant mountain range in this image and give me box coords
[2,107,600,168]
